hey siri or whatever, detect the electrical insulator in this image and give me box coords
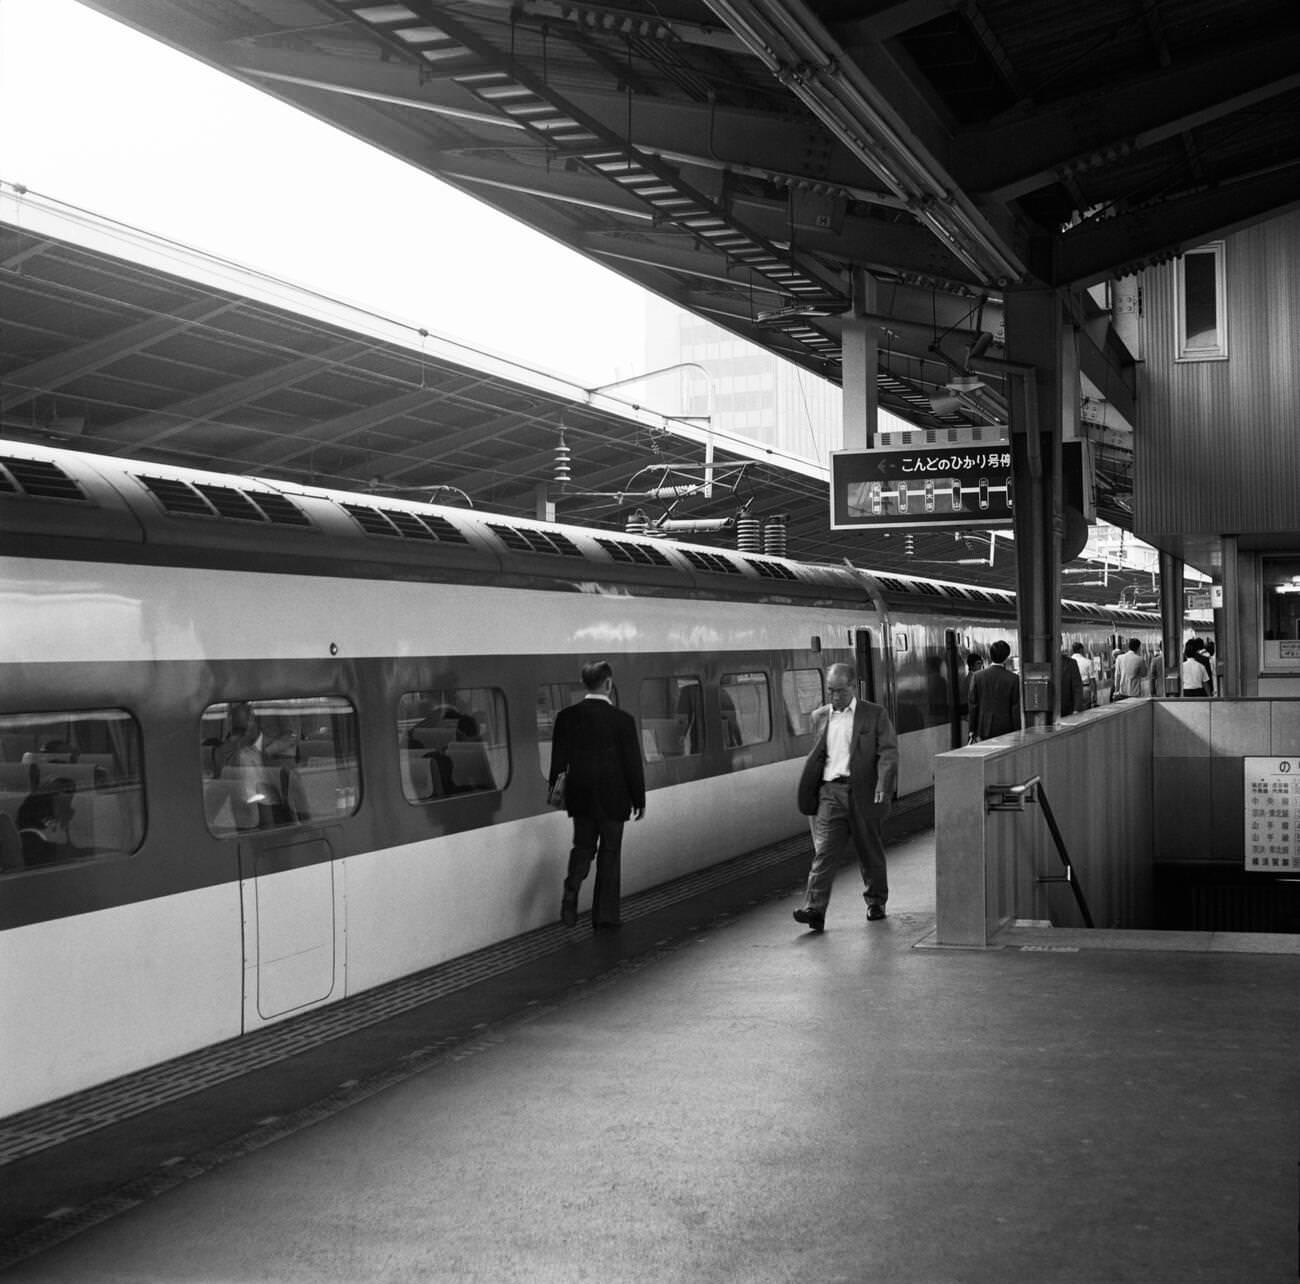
[553,437,572,486]
[736,516,761,552]
[905,533,916,557]
[625,508,649,537]
[762,515,787,558]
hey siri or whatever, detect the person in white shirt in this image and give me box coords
[1112,638,1148,699]
[792,663,899,932]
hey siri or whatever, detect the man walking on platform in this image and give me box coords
[793,662,898,932]
[967,639,1021,741]
[550,660,645,932]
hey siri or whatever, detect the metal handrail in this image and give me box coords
[985,775,1095,928]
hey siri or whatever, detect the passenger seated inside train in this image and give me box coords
[15,785,84,867]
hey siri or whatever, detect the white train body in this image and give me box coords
[0,442,1160,1116]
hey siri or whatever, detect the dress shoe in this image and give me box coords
[560,895,578,927]
[866,903,887,921]
[793,908,825,933]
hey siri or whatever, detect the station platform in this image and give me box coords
[1,809,1296,1283]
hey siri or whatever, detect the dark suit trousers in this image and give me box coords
[802,780,888,914]
[565,815,624,925]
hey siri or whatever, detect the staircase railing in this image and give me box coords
[985,775,1095,928]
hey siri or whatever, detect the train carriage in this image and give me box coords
[0,442,1160,1116]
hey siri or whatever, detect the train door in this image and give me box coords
[854,627,895,718]
[239,831,345,1025]
[945,629,964,748]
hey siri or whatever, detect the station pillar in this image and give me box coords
[1005,288,1067,730]
[840,269,878,450]
[1160,551,1184,694]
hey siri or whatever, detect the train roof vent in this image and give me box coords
[596,537,672,567]
[746,558,798,581]
[339,502,471,543]
[138,475,310,526]
[488,523,584,557]
[418,513,470,544]
[0,456,88,502]
[383,508,438,540]
[681,549,742,575]
[911,581,944,596]
[195,483,272,522]
[340,503,401,536]
[873,576,909,592]
[139,475,213,517]
[249,491,312,527]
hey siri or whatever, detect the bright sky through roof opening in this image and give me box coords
[0,0,674,390]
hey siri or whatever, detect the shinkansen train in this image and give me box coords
[0,442,1161,1117]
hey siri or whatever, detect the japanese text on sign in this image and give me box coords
[1243,758,1300,871]
[900,452,1012,473]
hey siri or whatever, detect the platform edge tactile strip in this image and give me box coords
[0,833,813,1165]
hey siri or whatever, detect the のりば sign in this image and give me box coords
[830,444,1015,530]
[1244,758,1300,872]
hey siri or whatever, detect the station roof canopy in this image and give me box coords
[11,0,1300,600]
[2,199,1074,598]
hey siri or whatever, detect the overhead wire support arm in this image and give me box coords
[984,775,1095,928]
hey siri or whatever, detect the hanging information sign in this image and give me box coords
[830,444,1014,530]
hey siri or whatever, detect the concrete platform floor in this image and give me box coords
[1,829,1296,1283]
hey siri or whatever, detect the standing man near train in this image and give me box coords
[793,662,898,932]
[550,660,645,932]
[968,639,1021,741]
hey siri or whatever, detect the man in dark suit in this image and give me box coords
[967,639,1021,741]
[793,662,898,932]
[550,660,646,931]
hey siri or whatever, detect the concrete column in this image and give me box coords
[1005,288,1066,730]
[1160,551,1184,695]
[1219,535,1237,698]
[840,268,878,450]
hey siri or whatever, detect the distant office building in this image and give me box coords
[643,301,843,464]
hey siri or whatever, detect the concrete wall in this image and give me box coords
[1153,699,1300,864]
[936,698,1300,945]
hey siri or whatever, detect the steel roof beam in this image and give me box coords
[106,339,374,452]
[706,0,1027,285]
[0,297,239,414]
[1054,164,1300,285]
[962,35,1300,202]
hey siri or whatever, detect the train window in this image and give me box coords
[200,697,360,835]
[399,688,509,801]
[0,709,145,872]
[638,676,703,761]
[535,681,606,778]
[720,672,772,748]
[781,669,825,736]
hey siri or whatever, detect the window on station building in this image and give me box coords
[638,675,703,761]
[781,669,825,737]
[1260,557,1300,672]
[0,709,145,872]
[201,696,360,834]
[399,688,509,801]
[720,672,772,748]
[1174,242,1228,361]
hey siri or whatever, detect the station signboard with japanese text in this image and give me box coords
[830,444,1015,531]
[1244,758,1300,872]
[830,441,1090,531]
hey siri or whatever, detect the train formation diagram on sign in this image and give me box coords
[0,442,1162,1116]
